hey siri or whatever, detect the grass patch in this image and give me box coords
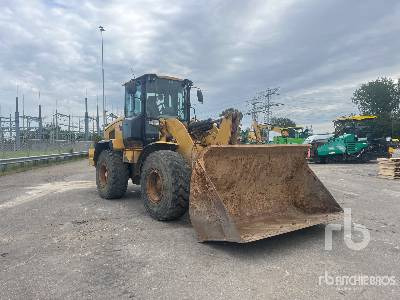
[0,155,87,176]
[0,148,74,159]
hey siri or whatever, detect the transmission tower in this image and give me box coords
[246,97,263,123]
[246,87,283,142]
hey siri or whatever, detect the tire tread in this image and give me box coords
[141,150,191,221]
[96,150,129,199]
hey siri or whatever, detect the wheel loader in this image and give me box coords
[89,73,342,243]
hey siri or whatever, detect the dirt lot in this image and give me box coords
[0,160,399,299]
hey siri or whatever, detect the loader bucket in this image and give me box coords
[189,145,343,243]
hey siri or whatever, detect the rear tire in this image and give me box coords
[141,150,190,221]
[96,150,129,199]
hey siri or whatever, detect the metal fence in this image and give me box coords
[0,140,92,159]
[0,151,88,173]
[0,96,105,154]
[0,95,124,161]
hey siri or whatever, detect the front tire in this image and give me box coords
[96,150,129,199]
[141,150,190,221]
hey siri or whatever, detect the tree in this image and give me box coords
[352,77,400,137]
[219,108,243,144]
[219,108,243,121]
[352,77,399,115]
[270,117,296,128]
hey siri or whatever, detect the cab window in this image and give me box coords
[145,78,187,121]
[125,81,142,117]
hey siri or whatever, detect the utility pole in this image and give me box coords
[92,115,95,137]
[22,94,25,133]
[9,113,12,139]
[84,95,89,141]
[68,115,71,142]
[0,115,3,143]
[55,111,58,140]
[0,105,4,145]
[105,95,107,124]
[96,95,100,136]
[38,104,43,140]
[78,117,81,137]
[15,92,20,150]
[51,113,55,143]
[38,91,42,140]
[55,98,59,141]
[99,25,106,129]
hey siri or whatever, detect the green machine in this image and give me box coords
[240,122,311,144]
[313,115,389,163]
[316,133,369,162]
[273,127,310,144]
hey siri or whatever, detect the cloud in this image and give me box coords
[0,0,400,133]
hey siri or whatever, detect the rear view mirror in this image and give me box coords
[197,89,203,103]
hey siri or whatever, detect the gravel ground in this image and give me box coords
[0,160,399,299]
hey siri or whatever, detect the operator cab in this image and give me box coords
[334,115,377,138]
[281,127,306,138]
[122,74,194,146]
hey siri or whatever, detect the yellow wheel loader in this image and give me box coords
[89,74,342,243]
[247,121,283,144]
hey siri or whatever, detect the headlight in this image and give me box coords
[149,120,160,126]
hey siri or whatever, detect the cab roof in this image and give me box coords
[282,126,304,130]
[123,74,185,86]
[335,115,377,121]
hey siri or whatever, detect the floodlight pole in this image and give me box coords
[99,26,106,130]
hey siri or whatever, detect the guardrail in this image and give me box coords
[0,151,88,173]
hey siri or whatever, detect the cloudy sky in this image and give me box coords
[1,0,400,132]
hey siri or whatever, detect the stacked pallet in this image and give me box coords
[378,158,400,180]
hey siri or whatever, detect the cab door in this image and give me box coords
[122,80,144,144]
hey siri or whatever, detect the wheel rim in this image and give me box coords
[146,170,163,204]
[99,163,108,187]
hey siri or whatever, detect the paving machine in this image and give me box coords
[311,115,391,163]
[89,74,342,243]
